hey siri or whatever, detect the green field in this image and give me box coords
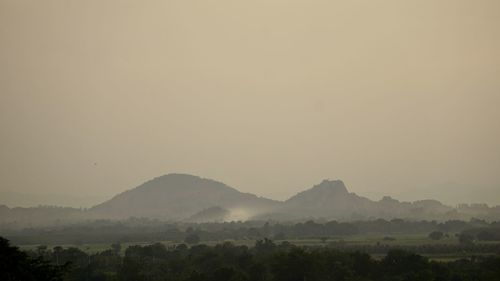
[18,234,500,262]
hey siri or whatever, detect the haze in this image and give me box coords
[1,0,499,207]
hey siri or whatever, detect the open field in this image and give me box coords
[17,234,500,262]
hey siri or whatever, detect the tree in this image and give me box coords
[111,242,122,255]
[53,246,63,265]
[458,233,474,245]
[255,238,276,254]
[184,233,200,245]
[36,245,48,255]
[428,231,444,240]
[0,236,66,281]
[273,232,286,240]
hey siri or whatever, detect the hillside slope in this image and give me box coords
[260,180,455,220]
[90,174,279,220]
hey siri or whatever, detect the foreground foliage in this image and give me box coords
[3,236,500,281]
[0,237,66,281]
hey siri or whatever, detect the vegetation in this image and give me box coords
[458,233,475,245]
[4,218,500,246]
[4,219,500,280]
[0,237,66,281]
[428,231,444,240]
[184,233,200,245]
[3,236,500,281]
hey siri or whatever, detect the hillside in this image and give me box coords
[1,174,499,228]
[259,180,455,221]
[187,206,230,223]
[90,174,279,220]
[278,180,376,220]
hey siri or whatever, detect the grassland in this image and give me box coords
[18,233,500,262]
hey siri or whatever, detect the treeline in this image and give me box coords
[4,218,500,245]
[0,237,66,281]
[2,237,499,281]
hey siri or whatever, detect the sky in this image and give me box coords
[1,0,499,207]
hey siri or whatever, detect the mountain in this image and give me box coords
[278,180,376,220]
[90,174,279,220]
[1,174,498,228]
[260,180,455,221]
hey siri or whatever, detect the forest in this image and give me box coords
[2,219,500,280]
[2,235,500,281]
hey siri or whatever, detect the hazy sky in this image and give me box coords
[1,0,499,207]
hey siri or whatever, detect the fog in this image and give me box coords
[1,0,499,206]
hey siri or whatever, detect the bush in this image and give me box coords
[458,233,474,245]
[184,233,200,245]
[428,231,444,240]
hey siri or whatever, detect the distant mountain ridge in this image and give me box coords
[259,180,463,221]
[90,174,279,220]
[277,180,380,220]
[1,173,499,227]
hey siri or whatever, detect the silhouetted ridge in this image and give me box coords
[277,179,374,219]
[310,179,349,194]
[134,173,237,193]
[3,174,493,226]
[90,173,278,220]
[285,179,351,204]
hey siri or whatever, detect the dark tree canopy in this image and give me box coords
[3,235,499,281]
[0,237,66,281]
[184,233,200,245]
[428,231,444,240]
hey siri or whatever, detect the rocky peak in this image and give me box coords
[313,179,349,194]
